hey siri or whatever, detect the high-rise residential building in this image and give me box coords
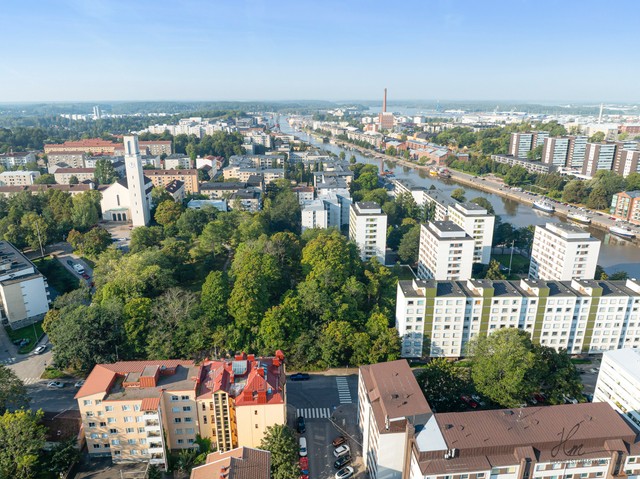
[417,221,474,281]
[542,136,570,166]
[123,135,151,227]
[76,352,286,469]
[358,360,432,479]
[611,191,640,225]
[0,241,50,329]
[349,202,387,263]
[567,135,588,169]
[360,360,640,479]
[508,131,548,159]
[395,277,640,359]
[615,149,640,178]
[447,202,495,264]
[529,223,600,281]
[582,142,619,177]
[301,192,351,232]
[594,348,640,432]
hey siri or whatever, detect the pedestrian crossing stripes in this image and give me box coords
[23,378,42,385]
[296,408,332,419]
[336,377,352,404]
[0,357,16,365]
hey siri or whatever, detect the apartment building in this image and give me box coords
[144,169,199,194]
[611,191,640,225]
[568,135,588,169]
[0,183,96,198]
[0,170,40,186]
[529,223,600,281]
[292,186,314,204]
[614,149,640,178]
[190,447,270,479]
[491,154,555,174]
[53,168,96,185]
[395,277,640,358]
[0,151,37,168]
[349,202,387,263]
[419,189,455,221]
[447,202,495,264]
[44,139,118,155]
[163,155,192,170]
[223,166,284,184]
[0,241,50,329]
[582,143,618,177]
[542,136,570,166]
[594,348,640,432]
[417,221,474,281]
[313,170,354,187]
[76,352,286,469]
[301,192,351,232]
[358,360,433,479]
[508,131,548,159]
[47,150,86,169]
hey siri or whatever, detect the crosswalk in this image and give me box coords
[296,408,332,419]
[23,378,42,386]
[0,357,16,365]
[336,376,352,404]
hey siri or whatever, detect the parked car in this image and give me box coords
[297,416,306,434]
[33,345,47,355]
[13,338,30,347]
[81,273,90,280]
[332,435,347,447]
[333,445,350,458]
[335,466,355,479]
[66,259,74,266]
[589,368,599,374]
[299,457,309,474]
[563,395,578,404]
[72,263,85,275]
[290,373,310,381]
[533,393,546,403]
[471,394,485,406]
[74,380,85,388]
[47,381,65,389]
[460,395,479,409]
[334,454,352,469]
[299,437,307,457]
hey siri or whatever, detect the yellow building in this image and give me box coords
[144,169,199,194]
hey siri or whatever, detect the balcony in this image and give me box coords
[148,443,163,452]
[145,420,159,427]
[147,430,161,438]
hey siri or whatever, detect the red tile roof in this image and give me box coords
[190,447,270,479]
[141,397,161,411]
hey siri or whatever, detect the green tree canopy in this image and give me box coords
[260,425,300,479]
[416,358,470,412]
[0,409,47,479]
[451,188,466,202]
[0,366,29,414]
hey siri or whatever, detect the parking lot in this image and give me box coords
[287,373,364,479]
[576,357,602,396]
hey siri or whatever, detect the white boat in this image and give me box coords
[533,200,555,213]
[567,213,591,224]
[609,226,636,239]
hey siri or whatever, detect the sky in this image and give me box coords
[2,0,640,103]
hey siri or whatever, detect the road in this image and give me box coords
[287,373,364,479]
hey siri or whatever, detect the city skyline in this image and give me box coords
[2,0,640,103]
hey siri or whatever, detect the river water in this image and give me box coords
[280,121,640,277]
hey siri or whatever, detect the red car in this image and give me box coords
[299,457,309,475]
[461,395,479,409]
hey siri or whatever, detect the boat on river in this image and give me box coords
[567,213,591,224]
[533,200,555,213]
[609,226,636,239]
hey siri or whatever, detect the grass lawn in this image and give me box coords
[492,254,530,275]
[34,256,80,294]
[4,321,45,354]
[571,358,592,365]
[387,264,416,281]
[80,256,96,269]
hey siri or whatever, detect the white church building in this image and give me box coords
[100,135,152,226]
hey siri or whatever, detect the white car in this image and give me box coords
[33,345,47,355]
[74,380,85,388]
[335,466,355,479]
[47,381,65,388]
[333,444,350,458]
[299,437,307,457]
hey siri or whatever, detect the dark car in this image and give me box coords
[461,395,479,409]
[81,273,90,280]
[334,454,352,469]
[66,259,74,266]
[290,373,310,381]
[332,436,347,447]
[297,416,306,434]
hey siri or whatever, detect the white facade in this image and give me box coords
[417,221,474,281]
[396,277,640,359]
[123,135,151,227]
[0,170,40,186]
[594,348,640,431]
[0,151,36,168]
[529,223,600,281]
[301,200,330,231]
[349,202,387,263]
[164,156,192,170]
[447,202,495,264]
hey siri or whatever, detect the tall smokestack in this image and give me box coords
[383,88,387,113]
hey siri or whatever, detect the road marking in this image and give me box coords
[296,408,332,419]
[336,377,352,404]
[23,378,42,385]
[0,357,16,365]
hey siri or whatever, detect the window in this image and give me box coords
[181,395,189,401]
[174,418,182,423]
[175,429,183,435]
[93,444,101,449]
[105,406,114,412]
[128,439,136,445]
[123,416,133,423]
[171,395,179,401]
[114,450,121,456]
[109,428,117,434]
[111,439,120,446]
[172,407,180,413]
[177,439,184,444]
[88,422,96,428]
[122,405,131,411]
[83,400,92,406]
[131,450,138,455]
[126,428,134,433]
[134,405,140,412]
[184,417,193,423]
[138,427,145,433]
[183,406,191,412]
[100,422,106,427]
[107,418,116,424]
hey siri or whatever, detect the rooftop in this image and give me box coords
[190,447,271,479]
[353,201,384,215]
[543,222,597,240]
[602,348,640,380]
[0,241,37,275]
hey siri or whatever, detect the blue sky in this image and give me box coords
[2,0,639,102]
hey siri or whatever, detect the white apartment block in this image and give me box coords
[0,151,37,168]
[447,202,495,264]
[396,277,640,359]
[301,193,351,232]
[53,168,96,185]
[529,223,600,281]
[0,241,50,329]
[358,360,433,479]
[417,189,454,221]
[417,221,474,281]
[163,155,192,170]
[0,170,40,186]
[349,202,387,263]
[594,348,640,431]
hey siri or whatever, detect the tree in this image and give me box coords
[397,224,421,264]
[451,188,466,202]
[589,131,605,143]
[19,212,48,252]
[94,158,117,184]
[609,271,629,280]
[68,227,111,257]
[68,175,79,185]
[0,366,29,413]
[123,297,152,358]
[469,197,495,215]
[34,173,56,184]
[71,191,100,231]
[485,259,506,279]
[260,424,300,479]
[0,409,47,479]
[625,172,640,191]
[586,185,610,210]
[535,346,582,405]
[416,359,470,412]
[320,320,355,367]
[201,271,230,328]
[562,179,589,204]
[468,328,541,408]
[154,200,184,228]
[504,165,530,186]
[526,144,543,161]
[47,438,82,476]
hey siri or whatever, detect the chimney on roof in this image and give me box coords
[247,354,255,361]
[275,350,285,361]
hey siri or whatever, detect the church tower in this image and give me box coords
[123,135,150,227]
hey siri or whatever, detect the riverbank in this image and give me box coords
[330,138,640,244]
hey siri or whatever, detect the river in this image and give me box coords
[279,120,640,277]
